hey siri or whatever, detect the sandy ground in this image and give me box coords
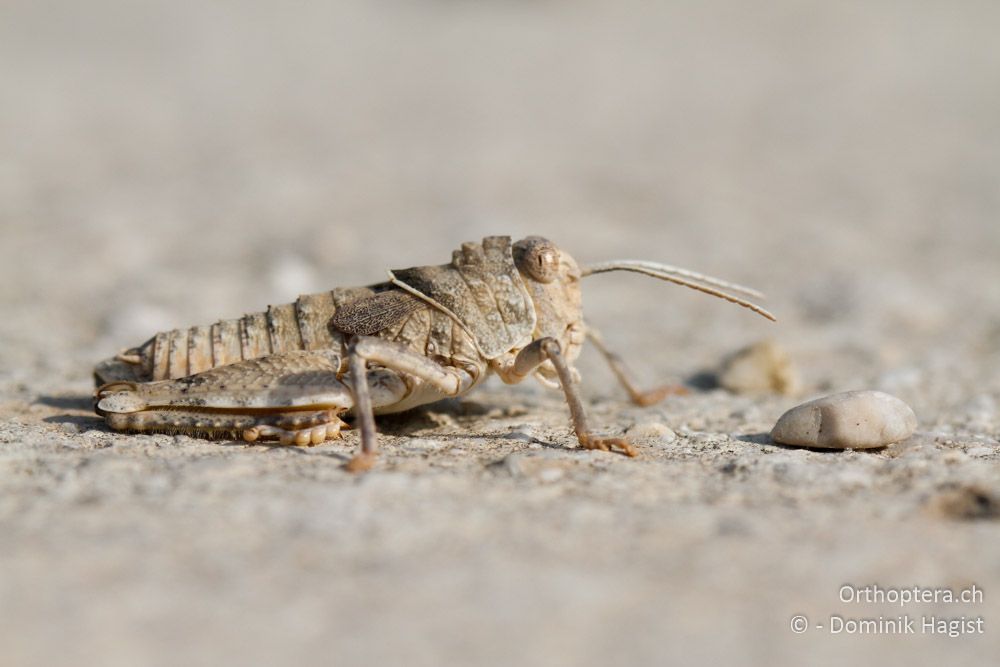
[2,1,999,665]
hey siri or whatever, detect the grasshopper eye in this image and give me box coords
[513,237,560,283]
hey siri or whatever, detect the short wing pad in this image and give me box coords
[329,290,427,337]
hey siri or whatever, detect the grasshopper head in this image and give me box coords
[512,237,586,382]
[510,236,777,386]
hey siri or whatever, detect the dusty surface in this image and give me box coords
[2,1,999,665]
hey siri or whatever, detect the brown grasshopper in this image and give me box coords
[94,236,774,471]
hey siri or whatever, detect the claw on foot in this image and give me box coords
[579,434,637,457]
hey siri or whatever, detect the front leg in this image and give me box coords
[495,338,637,457]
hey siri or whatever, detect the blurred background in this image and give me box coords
[1,1,998,665]
[3,0,998,380]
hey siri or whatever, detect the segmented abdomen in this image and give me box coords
[133,286,376,381]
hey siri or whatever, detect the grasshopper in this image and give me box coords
[94,236,774,471]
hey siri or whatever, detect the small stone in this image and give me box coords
[625,421,677,443]
[771,390,917,449]
[719,340,800,395]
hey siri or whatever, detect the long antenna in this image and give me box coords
[581,260,776,322]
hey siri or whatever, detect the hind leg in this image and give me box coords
[95,350,408,449]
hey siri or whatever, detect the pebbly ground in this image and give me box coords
[2,1,999,665]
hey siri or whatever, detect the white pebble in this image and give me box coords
[771,390,917,449]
